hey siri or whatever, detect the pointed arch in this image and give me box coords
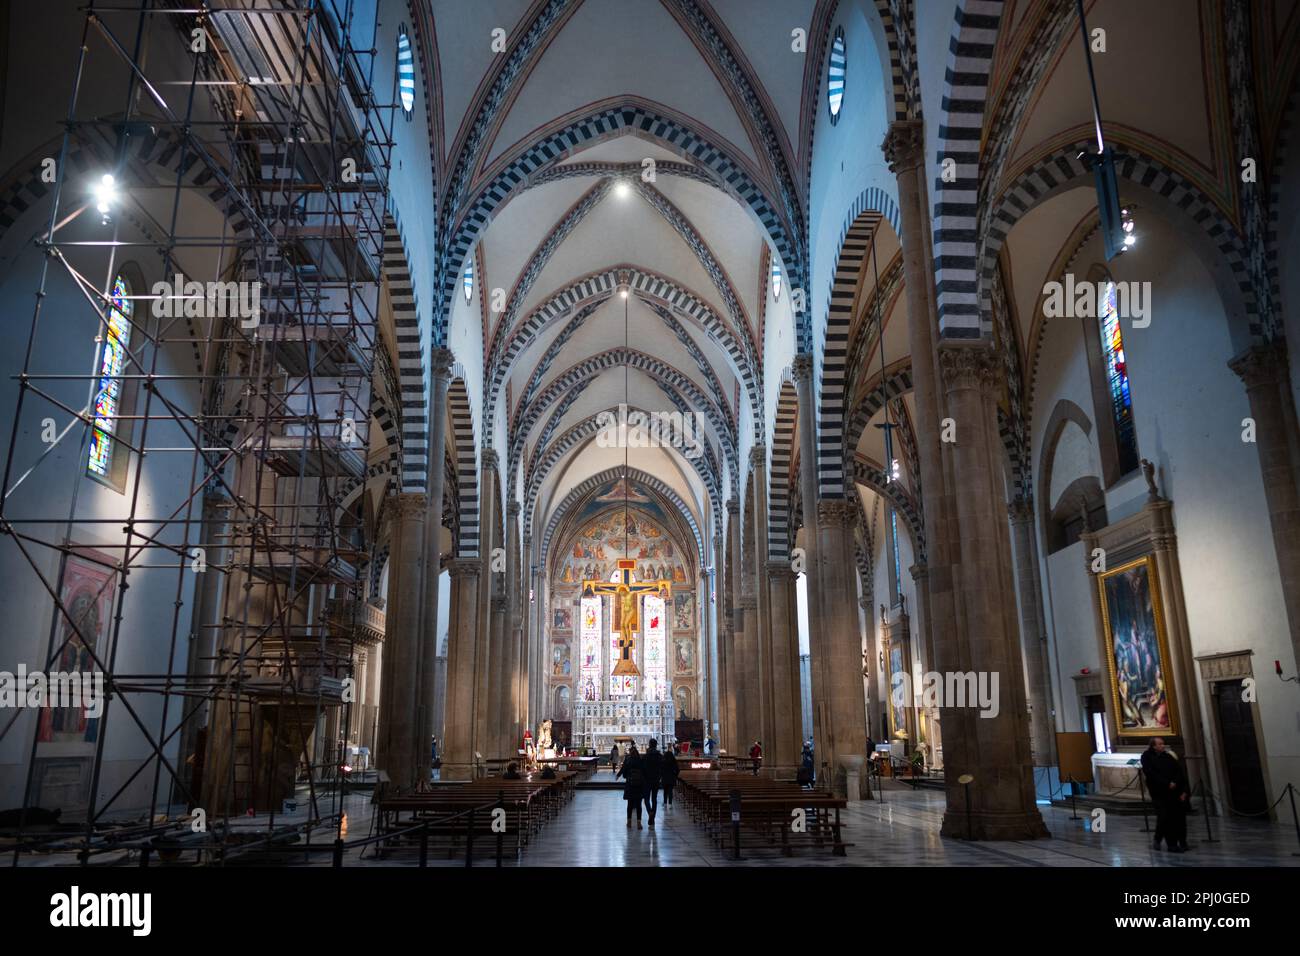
[438,103,803,347]
[817,188,901,498]
[447,375,480,556]
[769,376,799,560]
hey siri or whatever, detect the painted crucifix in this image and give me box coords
[582,559,671,677]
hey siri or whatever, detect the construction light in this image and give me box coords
[93,173,118,224]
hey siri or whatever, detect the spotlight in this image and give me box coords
[93,173,118,224]
[1121,207,1136,248]
[614,180,631,198]
[620,289,629,299]
[890,458,901,482]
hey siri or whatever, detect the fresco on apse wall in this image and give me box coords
[551,640,572,678]
[672,591,694,631]
[1100,555,1177,737]
[39,550,115,744]
[555,505,689,589]
[673,636,696,674]
[552,607,572,631]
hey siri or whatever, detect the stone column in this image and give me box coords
[1230,342,1300,675]
[883,117,971,809]
[495,501,520,757]
[816,500,869,797]
[179,493,234,797]
[726,497,745,750]
[442,557,481,779]
[713,531,731,748]
[859,596,877,741]
[765,561,802,776]
[417,348,455,782]
[749,445,775,759]
[513,527,529,748]
[1008,496,1057,767]
[937,343,1047,839]
[792,354,828,760]
[475,451,499,759]
[377,492,428,790]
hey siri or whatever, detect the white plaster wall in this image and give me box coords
[1030,215,1298,792]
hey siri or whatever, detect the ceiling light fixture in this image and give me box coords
[614,180,631,198]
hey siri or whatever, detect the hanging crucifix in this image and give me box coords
[583,559,671,676]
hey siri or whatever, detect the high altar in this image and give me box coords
[570,558,676,751]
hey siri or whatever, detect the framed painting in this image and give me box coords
[887,642,908,739]
[38,549,116,744]
[1098,554,1177,737]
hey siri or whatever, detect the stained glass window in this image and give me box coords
[580,597,601,702]
[644,593,666,701]
[771,260,782,300]
[462,259,473,302]
[1099,281,1138,474]
[88,275,132,478]
[827,28,846,122]
[397,30,416,114]
[890,510,902,602]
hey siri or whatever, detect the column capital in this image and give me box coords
[765,559,795,579]
[909,562,929,581]
[395,492,429,518]
[882,118,925,174]
[938,341,1001,393]
[749,444,767,467]
[430,347,455,381]
[792,353,815,384]
[1228,340,1290,389]
[491,595,509,614]
[447,557,482,578]
[726,497,740,514]
[508,499,521,517]
[816,499,855,528]
[1007,495,1035,523]
[480,448,499,469]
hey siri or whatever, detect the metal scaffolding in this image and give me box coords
[1,0,398,863]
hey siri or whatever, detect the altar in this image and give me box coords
[575,699,675,753]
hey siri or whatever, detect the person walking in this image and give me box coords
[749,740,763,776]
[661,744,680,808]
[642,739,663,826]
[1141,736,1191,852]
[609,742,620,777]
[617,744,645,829]
[797,741,815,788]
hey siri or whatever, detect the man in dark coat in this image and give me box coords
[660,746,680,808]
[1141,737,1190,852]
[616,744,645,829]
[642,739,663,826]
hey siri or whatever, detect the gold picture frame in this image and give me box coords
[1098,554,1178,738]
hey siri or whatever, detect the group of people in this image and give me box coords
[613,739,680,828]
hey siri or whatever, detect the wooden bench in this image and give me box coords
[676,770,852,857]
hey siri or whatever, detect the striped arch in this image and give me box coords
[844,359,914,458]
[439,104,802,347]
[447,376,480,557]
[768,377,799,561]
[510,347,737,474]
[980,142,1258,337]
[382,213,432,493]
[487,266,761,436]
[873,1,921,122]
[539,466,704,566]
[849,455,924,562]
[932,0,1006,339]
[817,188,901,498]
[524,407,721,538]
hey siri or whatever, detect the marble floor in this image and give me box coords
[17,779,1299,867]
[334,777,1300,867]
